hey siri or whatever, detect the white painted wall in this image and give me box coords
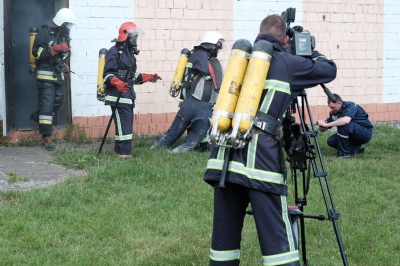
[69,0,135,118]
[233,0,303,44]
[383,0,400,103]
[0,0,4,128]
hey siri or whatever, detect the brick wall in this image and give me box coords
[133,0,233,117]
[2,0,400,144]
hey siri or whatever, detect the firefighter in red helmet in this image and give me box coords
[30,8,76,151]
[103,22,162,158]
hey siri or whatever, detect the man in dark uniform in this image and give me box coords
[103,21,161,158]
[30,8,76,151]
[203,14,337,265]
[152,31,224,153]
[317,93,373,158]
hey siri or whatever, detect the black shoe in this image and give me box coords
[30,112,39,124]
[336,154,351,159]
[356,145,366,154]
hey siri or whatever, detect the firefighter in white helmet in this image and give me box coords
[152,31,225,153]
[30,8,76,151]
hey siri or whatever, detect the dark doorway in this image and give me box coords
[3,0,70,134]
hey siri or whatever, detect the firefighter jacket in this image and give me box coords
[204,34,337,196]
[103,44,149,108]
[32,25,67,83]
[181,48,223,104]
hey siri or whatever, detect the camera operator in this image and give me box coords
[317,93,373,158]
[203,14,337,265]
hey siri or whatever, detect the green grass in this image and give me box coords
[6,172,29,183]
[0,125,399,265]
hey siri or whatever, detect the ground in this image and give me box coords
[0,141,109,191]
[0,121,398,191]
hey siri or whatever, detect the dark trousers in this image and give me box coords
[327,121,373,155]
[154,93,213,152]
[210,182,300,266]
[34,81,64,136]
[113,106,134,155]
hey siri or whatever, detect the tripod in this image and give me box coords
[285,88,348,266]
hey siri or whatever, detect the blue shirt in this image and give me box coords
[327,101,373,128]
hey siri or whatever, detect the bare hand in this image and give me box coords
[317,120,328,132]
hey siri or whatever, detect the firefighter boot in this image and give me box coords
[42,136,57,151]
[30,111,39,124]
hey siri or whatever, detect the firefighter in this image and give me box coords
[103,22,161,158]
[152,31,225,153]
[30,8,76,150]
[203,14,337,265]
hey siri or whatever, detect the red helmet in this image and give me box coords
[117,22,143,42]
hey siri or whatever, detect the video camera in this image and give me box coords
[281,7,315,57]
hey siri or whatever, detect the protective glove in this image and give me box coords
[152,73,162,82]
[110,77,129,93]
[50,42,69,56]
[142,73,162,83]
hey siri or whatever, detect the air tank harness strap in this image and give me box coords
[253,112,280,136]
[252,113,287,182]
[118,69,134,80]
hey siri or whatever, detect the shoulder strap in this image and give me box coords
[208,57,223,91]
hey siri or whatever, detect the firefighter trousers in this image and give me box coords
[210,182,300,266]
[153,93,212,152]
[34,80,65,136]
[112,105,134,155]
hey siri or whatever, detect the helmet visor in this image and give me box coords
[62,22,74,30]
[126,26,144,38]
[216,38,226,50]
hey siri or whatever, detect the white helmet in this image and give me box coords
[201,31,225,46]
[53,8,77,27]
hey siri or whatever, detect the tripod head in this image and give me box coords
[283,83,335,170]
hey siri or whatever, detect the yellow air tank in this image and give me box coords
[170,48,191,97]
[97,48,108,101]
[232,40,273,134]
[29,27,39,74]
[211,39,253,132]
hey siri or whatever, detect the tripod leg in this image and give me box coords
[299,215,309,266]
[290,93,348,265]
[292,168,309,266]
[97,105,117,157]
